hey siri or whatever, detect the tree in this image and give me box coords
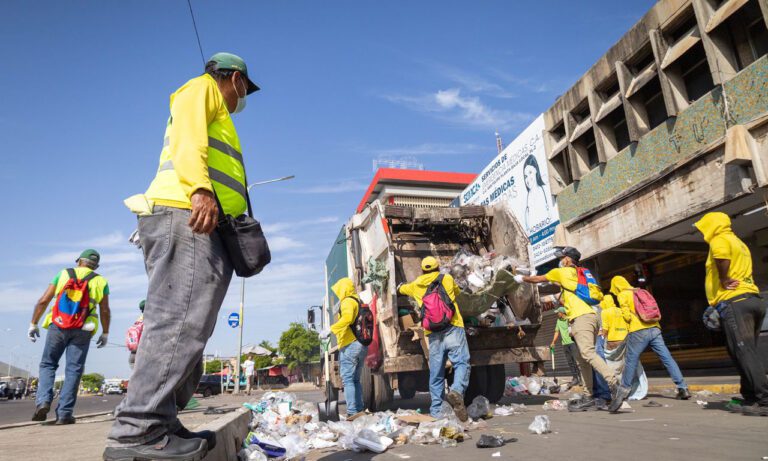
[278,323,320,372]
[204,360,222,374]
[81,373,104,391]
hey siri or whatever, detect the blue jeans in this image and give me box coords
[592,336,611,400]
[622,327,687,390]
[339,340,368,415]
[428,325,470,417]
[36,324,92,419]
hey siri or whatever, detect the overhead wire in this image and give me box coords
[186,0,206,66]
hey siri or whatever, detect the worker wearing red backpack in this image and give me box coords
[398,256,469,422]
[328,277,371,417]
[27,249,110,425]
[607,275,690,412]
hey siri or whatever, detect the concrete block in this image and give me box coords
[198,408,250,461]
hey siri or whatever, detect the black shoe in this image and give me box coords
[32,403,51,422]
[55,416,76,425]
[568,397,598,412]
[102,434,207,461]
[608,386,630,413]
[175,425,216,450]
[741,404,768,417]
[676,388,691,400]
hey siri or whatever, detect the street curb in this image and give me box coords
[198,407,250,461]
[647,383,740,394]
[0,410,113,431]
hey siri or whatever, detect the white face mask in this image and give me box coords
[232,76,247,114]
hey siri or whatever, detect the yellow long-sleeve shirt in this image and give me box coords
[610,276,660,333]
[398,272,463,333]
[147,74,230,209]
[330,278,360,349]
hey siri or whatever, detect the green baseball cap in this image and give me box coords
[139,300,146,312]
[77,249,100,264]
[208,52,260,94]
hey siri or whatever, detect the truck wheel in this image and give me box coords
[463,366,488,406]
[372,373,393,411]
[203,387,212,398]
[398,386,416,400]
[485,365,506,403]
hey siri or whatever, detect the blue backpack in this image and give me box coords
[564,267,603,306]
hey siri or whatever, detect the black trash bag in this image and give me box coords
[476,434,518,448]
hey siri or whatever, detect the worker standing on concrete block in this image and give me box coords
[694,212,768,417]
[607,275,690,413]
[28,249,110,425]
[398,256,470,422]
[328,277,369,417]
[515,246,618,411]
[104,52,259,461]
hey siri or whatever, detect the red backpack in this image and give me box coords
[633,288,661,322]
[51,269,97,330]
[126,318,144,352]
[348,298,374,346]
[421,274,456,332]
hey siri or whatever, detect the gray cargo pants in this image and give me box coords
[107,206,232,446]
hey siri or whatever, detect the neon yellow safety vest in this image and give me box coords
[145,96,248,217]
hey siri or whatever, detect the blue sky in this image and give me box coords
[0,0,654,378]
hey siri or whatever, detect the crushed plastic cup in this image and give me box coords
[542,400,567,411]
[353,429,393,453]
[279,433,308,459]
[528,415,551,435]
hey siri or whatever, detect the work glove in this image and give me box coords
[319,328,331,340]
[513,274,525,284]
[28,323,40,343]
[96,334,109,348]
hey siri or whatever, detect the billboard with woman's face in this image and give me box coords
[459,114,559,265]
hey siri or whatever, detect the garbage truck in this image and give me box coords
[323,200,548,410]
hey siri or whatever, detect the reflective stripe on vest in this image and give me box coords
[150,113,248,216]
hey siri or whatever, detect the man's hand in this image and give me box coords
[513,274,525,284]
[96,334,109,348]
[28,323,40,342]
[722,278,740,290]
[189,189,219,234]
[319,328,331,340]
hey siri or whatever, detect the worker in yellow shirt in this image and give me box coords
[600,295,647,400]
[607,276,689,413]
[515,246,618,412]
[694,212,767,416]
[106,52,259,461]
[328,278,369,417]
[398,256,469,422]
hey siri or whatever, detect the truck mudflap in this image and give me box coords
[382,345,551,373]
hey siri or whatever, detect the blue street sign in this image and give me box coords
[228,312,240,328]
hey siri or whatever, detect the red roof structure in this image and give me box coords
[356,168,476,213]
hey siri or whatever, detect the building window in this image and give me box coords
[550,150,573,186]
[678,43,715,102]
[705,0,768,72]
[629,76,668,130]
[550,121,566,143]
[600,106,631,152]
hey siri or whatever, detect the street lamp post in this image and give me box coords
[233,175,295,394]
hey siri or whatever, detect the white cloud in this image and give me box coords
[263,217,339,234]
[268,236,305,252]
[78,231,128,248]
[289,181,368,194]
[0,282,41,313]
[31,250,143,266]
[370,142,488,156]
[383,88,532,131]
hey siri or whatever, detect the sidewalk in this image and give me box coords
[0,394,252,461]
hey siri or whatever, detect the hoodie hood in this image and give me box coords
[610,276,633,296]
[600,294,617,309]
[694,212,732,243]
[331,277,356,301]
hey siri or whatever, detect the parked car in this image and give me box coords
[105,384,122,395]
[196,374,224,398]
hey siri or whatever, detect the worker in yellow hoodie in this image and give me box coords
[398,256,469,422]
[106,53,259,461]
[694,212,766,416]
[600,295,647,401]
[607,276,689,413]
[329,278,368,417]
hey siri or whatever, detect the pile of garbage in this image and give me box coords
[449,249,524,294]
[504,376,565,397]
[238,392,471,460]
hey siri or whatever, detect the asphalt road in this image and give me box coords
[0,393,124,425]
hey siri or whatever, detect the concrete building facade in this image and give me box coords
[543,0,768,368]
